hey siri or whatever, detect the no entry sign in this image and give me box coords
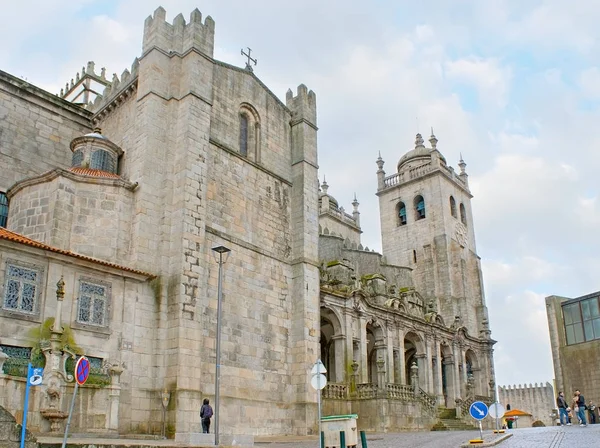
[75,356,90,386]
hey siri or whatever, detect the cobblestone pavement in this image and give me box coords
[256,424,600,448]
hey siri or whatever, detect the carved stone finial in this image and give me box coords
[458,153,467,174]
[56,276,65,301]
[429,128,438,149]
[415,133,425,148]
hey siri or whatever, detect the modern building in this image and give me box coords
[546,292,600,409]
[0,6,497,438]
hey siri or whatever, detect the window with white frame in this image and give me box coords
[77,280,110,326]
[2,263,41,314]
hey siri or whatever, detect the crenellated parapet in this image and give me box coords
[142,6,215,58]
[286,84,317,127]
[59,61,110,106]
[89,58,139,119]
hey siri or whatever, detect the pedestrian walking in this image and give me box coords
[556,391,569,426]
[575,390,587,427]
[200,398,213,433]
[588,401,596,424]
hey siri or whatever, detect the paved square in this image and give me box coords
[256,424,600,448]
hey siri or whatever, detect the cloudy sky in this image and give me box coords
[3,0,600,389]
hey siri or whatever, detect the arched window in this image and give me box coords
[449,196,457,218]
[239,103,261,162]
[414,195,426,220]
[397,201,407,226]
[90,150,116,173]
[239,113,249,157]
[0,192,8,228]
[460,203,467,225]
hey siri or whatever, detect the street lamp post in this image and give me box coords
[211,245,231,447]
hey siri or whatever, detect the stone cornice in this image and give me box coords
[0,69,92,125]
[7,168,138,199]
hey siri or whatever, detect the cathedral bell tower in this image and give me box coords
[376,131,488,336]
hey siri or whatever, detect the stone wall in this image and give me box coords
[498,383,555,426]
[319,234,414,287]
[323,399,435,432]
[7,174,134,262]
[0,240,157,435]
[0,404,36,448]
[0,71,91,193]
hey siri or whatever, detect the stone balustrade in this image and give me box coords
[322,383,349,400]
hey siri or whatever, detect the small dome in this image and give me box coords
[84,132,107,139]
[397,133,433,171]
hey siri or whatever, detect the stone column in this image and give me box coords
[350,360,359,394]
[332,335,345,383]
[344,311,354,383]
[443,358,457,407]
[434,340,444,405]
[376,357,386,390]
[359,316,368,383]
[107,365,124,432]
[415,354,427,392]
[410,361,419,396]
[452,343,461,400]
[386,325,395,383]
[425,339,434,394]
[397,329,406,384]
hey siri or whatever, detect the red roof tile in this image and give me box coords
[69,167,121,179]
[0,227,154,278]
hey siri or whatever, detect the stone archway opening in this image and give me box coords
[404,331,424,387]
[320,307,344,383]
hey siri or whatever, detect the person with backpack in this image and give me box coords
[200,398,213,433]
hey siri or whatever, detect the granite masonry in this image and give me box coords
[0,5,497,438]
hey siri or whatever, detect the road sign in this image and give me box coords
[489,402,505,419]
[311,373,327,390]
[28,367,44,386]
[311,359,327,375]
[75,356,90,386]
[469,401,489,420]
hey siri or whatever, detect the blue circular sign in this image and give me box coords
[469,401,489,420]
[75,357,90,385]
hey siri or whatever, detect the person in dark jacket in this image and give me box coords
[588,401,596,424]
[575,390,587,426]
[556,391,569,426]
[200,398,213,433]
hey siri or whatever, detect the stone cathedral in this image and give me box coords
[0,6,496,438]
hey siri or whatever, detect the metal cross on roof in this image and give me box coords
[241,47,257,72]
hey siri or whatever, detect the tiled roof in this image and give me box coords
[69,167,121,179]
[0,227,154,278]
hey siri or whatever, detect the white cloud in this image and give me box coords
[445,57,512,107]
[579,68,600,98]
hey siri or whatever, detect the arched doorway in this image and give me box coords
[320,307,344,383]
[366,320,385,385]
[440,342,454,407]
[465,349,480,396]
[404,331,424,387]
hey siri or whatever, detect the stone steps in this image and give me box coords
[431,418,479,431]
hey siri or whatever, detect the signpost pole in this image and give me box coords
[310,360,327,448]
[62,356,90,448]
[479,420,483,440]
[19,364,32,448]
[61,382,79,448]
[317,361,322,448]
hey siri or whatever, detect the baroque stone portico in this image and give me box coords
[0,5,496,438]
